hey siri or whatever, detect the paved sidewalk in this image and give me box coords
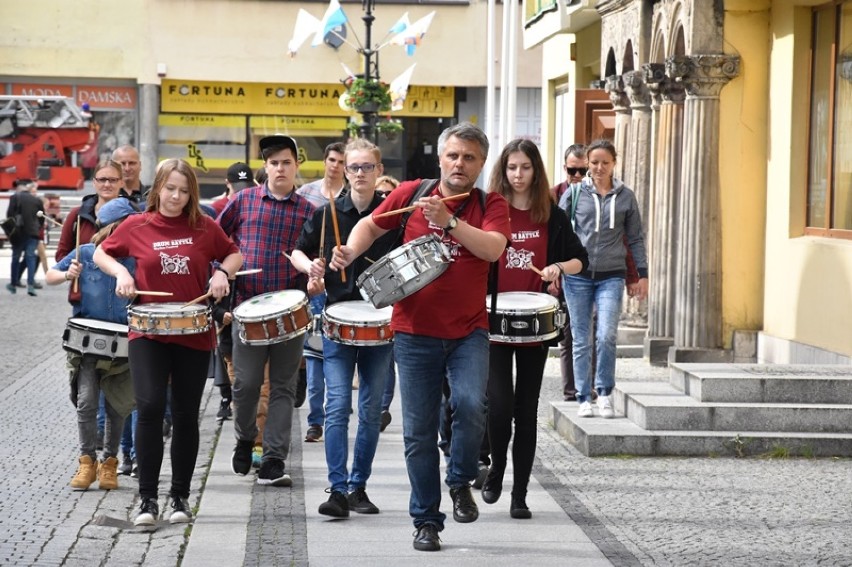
[185,385,609,566]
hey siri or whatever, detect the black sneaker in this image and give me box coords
[257,458,292,487]
[347,487,380,514]
[216,398,232,422]
[232,439,253,476]
[318,489,349,518]
[305,424,323,442]
[119,455,133,476]
[380,410,392,432]
[412,523,441,552]
[169,495,192,524]
[472,462,489,489]
[449,485,479,523]
[134,497,159,527]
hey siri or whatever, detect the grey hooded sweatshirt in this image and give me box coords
[557,177,647,280]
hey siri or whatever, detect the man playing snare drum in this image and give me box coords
[218,134,314,487]
[290,138,399,518]
[331,123,512,552]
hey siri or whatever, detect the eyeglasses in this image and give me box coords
[345,163,377,174]
[94,177,121,184]
[565,167,588,177]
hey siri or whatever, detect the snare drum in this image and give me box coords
[233,290,311,345]
[356,233,451,309]
[486,292,565,344]
[62,318,129,359]
[323,301,394,346]
[127,303,211,335]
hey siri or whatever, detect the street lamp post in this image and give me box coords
[358,0,379,141]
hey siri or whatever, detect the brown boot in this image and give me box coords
[70,455,97,490]
[98,456,119,490]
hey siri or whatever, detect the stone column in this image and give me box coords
[621,69,653,326]
[604,75,631,181]
[643,61,686,364]
[673,54,740,351]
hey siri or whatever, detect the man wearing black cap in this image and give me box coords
[211,162,255,216]
[217,134,315,487]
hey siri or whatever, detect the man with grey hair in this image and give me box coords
[112,145,147,206]
[331,122,512,552]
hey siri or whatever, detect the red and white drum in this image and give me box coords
[62,318,129,360]
[486,292,565,344]
[127,303,211,335]
[322,300,394,346]
[233,290,311,345]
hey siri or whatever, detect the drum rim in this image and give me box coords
[233,295,309,322]
[67,318,130,332]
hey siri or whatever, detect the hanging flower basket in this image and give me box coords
[344,77,392,113]
[375,119,404,141]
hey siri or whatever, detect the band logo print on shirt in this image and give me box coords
[159,252,190,275]
[505,247,535,270]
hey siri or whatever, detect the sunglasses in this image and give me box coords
[565,167,588,176]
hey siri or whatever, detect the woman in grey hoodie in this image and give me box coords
[557,140,648,419]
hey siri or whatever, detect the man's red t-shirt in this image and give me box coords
[99,212,239,351]
[371,180,511,339]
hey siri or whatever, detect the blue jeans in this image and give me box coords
[306,293,326,427]
[394,329,489,530]
[563,275,625,402]
[10,236,38,286]
[120,409,137,459]
[380,354,396,412]
[322,337,392,493]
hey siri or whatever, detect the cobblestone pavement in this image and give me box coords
[1,248,851,566]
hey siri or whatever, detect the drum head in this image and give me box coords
[325,301,392,324]
[234,290,307,319]
[68,318,129,333]
[487,292,559,313]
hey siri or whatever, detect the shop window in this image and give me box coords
[806,0,852,237]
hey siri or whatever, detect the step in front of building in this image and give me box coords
[550,363,852,457]
[551,402,852,457]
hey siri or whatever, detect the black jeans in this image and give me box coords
[486,343,548,497]
[129,338,210,499]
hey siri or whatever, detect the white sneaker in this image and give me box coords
[597,395,615,419]
[577,401,593,418]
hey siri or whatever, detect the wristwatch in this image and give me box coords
[444,216,458,232]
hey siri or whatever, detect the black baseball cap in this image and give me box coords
[226,162,254,190]
[259,134,298,159]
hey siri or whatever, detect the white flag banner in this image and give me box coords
[287,9,322,57]
[311,0,349,47]
[389,64,417,111]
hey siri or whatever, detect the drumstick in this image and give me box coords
[73,214,81,293]
[527,263,545,277]
[319,208,327,262]
[234,268,262,276]
[328,196,346,282]
[182,290,213,308]
[374,192,470,219]
[135,290,173,297]
[36,210,63,227]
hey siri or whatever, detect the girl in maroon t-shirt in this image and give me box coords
[95,158,241,528]
[480,139,587,519]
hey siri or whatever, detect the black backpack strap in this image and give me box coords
[399,178,438,234]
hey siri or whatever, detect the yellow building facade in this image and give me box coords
[526,0,852,363]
